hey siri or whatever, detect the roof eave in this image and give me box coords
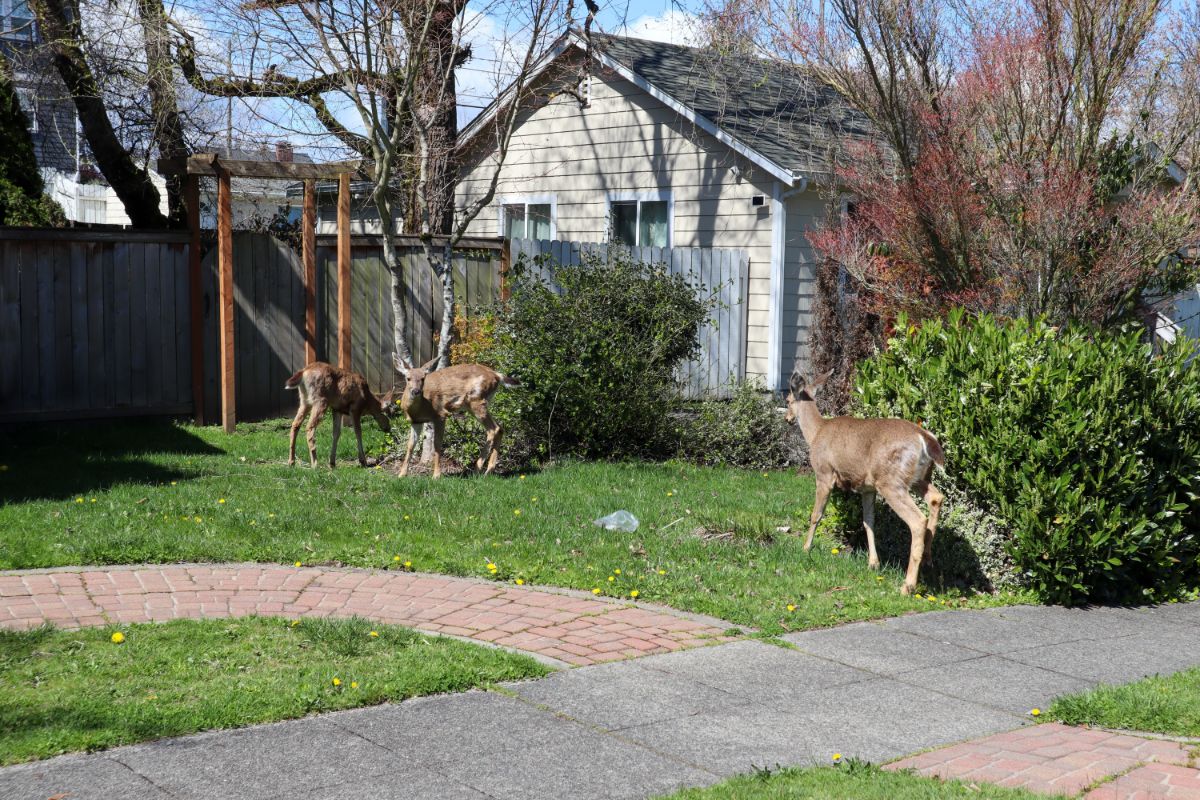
[459,31,801,187]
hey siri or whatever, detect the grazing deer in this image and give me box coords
[785,371,944,595]
[385,356,519,479]
[285,362,391,468]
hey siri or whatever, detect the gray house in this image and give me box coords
[458,31,871,390]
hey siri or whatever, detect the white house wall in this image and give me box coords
[458,65,828,385]
[781,190,826,382]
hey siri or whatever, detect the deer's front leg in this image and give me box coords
[862,490,880,570]
[351,413,367,466]
[400,422,422,477]
[804,478,832,552]
[431,419,445,479]
[329,413,342,468]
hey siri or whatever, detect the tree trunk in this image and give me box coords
[29,0,168,228]
[135,0,188,227]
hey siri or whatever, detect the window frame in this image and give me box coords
[1,0,35,41]
[497,194,557,240]
[606,191,673,248]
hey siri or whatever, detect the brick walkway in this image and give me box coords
[888,723,1200,799]
[0,564,732,667]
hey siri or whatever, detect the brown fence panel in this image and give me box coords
[0,228,192,422]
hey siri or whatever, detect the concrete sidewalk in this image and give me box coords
[3,601,1198,800]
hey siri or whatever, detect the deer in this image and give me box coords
[384,356,519,479]
[784,370,944,596]
[285,362,391,468]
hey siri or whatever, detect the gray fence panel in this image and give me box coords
[506,238,748,399]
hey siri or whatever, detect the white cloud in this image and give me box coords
[617,9,703,46]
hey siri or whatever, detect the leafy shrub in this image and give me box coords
[676,379,800,469]
[494,251,711,461]
[851,310,1200,604]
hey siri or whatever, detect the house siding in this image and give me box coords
[459,65,831,386]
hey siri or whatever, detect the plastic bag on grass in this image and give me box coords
[593,510,639,532]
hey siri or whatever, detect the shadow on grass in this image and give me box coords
[0,420,217,502]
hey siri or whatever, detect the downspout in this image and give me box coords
[767,174,809,392]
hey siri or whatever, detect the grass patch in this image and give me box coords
[0,420,1026,634]
[0,616,549,764]
[1049,666,1200,737]
[658,761,1047,799]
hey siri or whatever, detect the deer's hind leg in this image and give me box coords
[878,484,930,595]
[921,480,944,567]
[288,401,309,466]
[862,490,880,570]
[305,401,327,468]
[469,399,502,475]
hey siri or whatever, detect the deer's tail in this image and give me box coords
[920,429,945,468]
[284,369,306,390]
[498,373,521,388]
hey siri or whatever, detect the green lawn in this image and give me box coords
[658,762,1047,799]
[1050,665,1200,738]
[0,419,1020,634]
[0,616,549,765]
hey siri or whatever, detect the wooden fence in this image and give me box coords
[0,229,192,421]
[1,228,504,424]
[508,238,750,399]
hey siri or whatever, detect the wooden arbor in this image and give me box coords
[159,154,366,432]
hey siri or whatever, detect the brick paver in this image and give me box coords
[888,723,1200,799]
[0,564,732,666]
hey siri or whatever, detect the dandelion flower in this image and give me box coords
[614,569,621,575]
[516,578,525,586]
[608,576,615,582]
[926,595,936,602]
[75,497,84,503]
[218,498,226,504]
[170,481,177,486]
[832,753,842,763]
[294,561,302,567]
[350,681,359,689]
[592,588,601,595]
[90,498,96,503]
[831,547,839,555]
[369,631,378,638]
[403,561,411,568]
[194,516,203,523]
[519,475,526,480]
[393,555,401,562]
[658,569,666,575]
[630,590,639,598]
[667,491,673,497]
[332,678,341,687]
[291,620,300,628]
[404,515,411,521]
[514,509,521,516]
[762,472,768,478]
[787,604,796,612]
[1030,708,1041,717]
[268,513,276,518]
[111,632,125,644]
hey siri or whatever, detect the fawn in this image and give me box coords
[285,362,391,468]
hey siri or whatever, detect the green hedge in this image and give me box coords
[853,310,1200,604]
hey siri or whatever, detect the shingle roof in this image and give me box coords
[586,32,874,178]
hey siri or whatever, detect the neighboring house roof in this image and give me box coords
[459,30,874,187]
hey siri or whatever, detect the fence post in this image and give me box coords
[337,172,352,368]
[186,174,205,425]
[217,168,236,432]
[500,239,511,303]
[303,179,317,364]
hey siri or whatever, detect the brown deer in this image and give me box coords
[785,371,944,595]
[384,356,519,479]
[285,362,391,468]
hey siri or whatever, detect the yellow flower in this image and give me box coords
[218,498,226,504]
[332,678,342,687]
[404,515,411,520]
[516,578,525,585]
[592,588,601,595]
[194,516,203,523]
[876,576,884,582]
[350,681,359,689]
[268,513,275,518]
[403,561,411,568]
[76,497,84,503]
[89,498,96,503]
[913,593,923,600]
[291,620,300,627]
[608,576,615,582]
[926,595,936,602]
[294,561,302,567]
[832,753,842,763]
[762,472,768,477]
[630,590,639,598]
[514,509,521,516]
[110,632,125,644]
[831,547,839,555]
[1030,708,1041,717]
[519,475,526,480]
[369,631,378,638]
[787,604,796,612]
[532,497,538,503]
[393,555,401,562]
[667,491,674,497]
[170,481,177,486]
[614,569,621,575]
[658,569,666,575]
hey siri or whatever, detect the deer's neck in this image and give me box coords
[796,397,826,445]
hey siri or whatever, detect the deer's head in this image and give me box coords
[390,355,440,408]
[784,370,830,425]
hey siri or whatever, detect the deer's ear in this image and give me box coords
[788,370,804,393]
[814,370,833,386]
[419,356,439,372]
[394,354,412,372]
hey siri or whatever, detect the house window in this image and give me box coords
[1,0,34,41]
[501,197,554,240]
[608,194,671,247]
[14,88,36,133]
